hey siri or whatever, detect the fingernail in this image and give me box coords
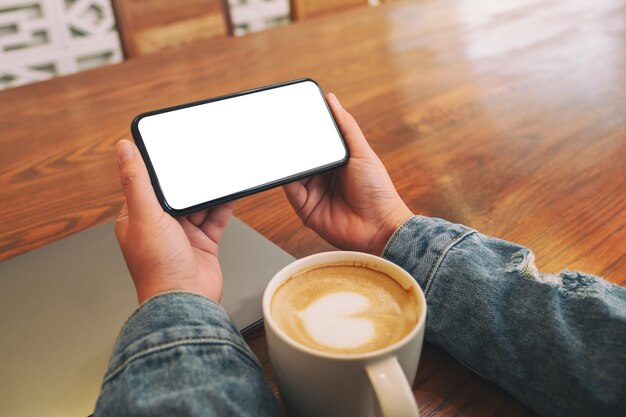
[116,140,133,163]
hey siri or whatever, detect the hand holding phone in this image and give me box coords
[131,79,348,216]
[283,92,415,256]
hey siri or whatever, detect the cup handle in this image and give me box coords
[365,357,420,417]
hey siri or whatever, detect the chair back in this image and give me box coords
[290,0,370,20]
[112,0,231,58]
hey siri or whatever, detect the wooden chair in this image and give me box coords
[290,0,371,20]
[111,0,232,58]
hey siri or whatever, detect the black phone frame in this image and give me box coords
[131,78,349,216]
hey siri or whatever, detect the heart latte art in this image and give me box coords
[299,292,375,349]
[271,263,420,354]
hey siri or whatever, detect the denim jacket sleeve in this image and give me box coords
[382,216,626,417]
[93,291,281,417]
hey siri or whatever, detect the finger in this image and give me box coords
[187,200,235,229]
[115,201,130,241]
[282,180,307,212]
[116,140,162,221]
[199,201,236,243]
[326,93,374,157]
[188,210,208,227]
[117,200,130,220]
[179,215,214,249]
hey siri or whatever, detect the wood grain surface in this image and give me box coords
[112,0,230,57]
[1,0,625,415]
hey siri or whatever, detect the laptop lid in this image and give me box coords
[0,217,295,417]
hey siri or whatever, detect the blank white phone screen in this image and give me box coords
[137,80,347,210]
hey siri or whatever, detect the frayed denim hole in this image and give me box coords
[506,250,567,286]
[506,250,540,278]
[561,271,604,298]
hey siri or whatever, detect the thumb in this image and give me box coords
[326,93,375,158]
[116,139,163,221]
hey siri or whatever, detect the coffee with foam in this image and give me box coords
[270,262,420,354]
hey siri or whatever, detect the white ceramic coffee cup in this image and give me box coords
[263,251,426,417]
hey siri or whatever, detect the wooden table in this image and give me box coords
[1,0,624,415]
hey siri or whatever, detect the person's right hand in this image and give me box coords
[114,139,235,305]
[283,93,414,255]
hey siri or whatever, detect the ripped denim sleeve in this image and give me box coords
[382,216,626,417]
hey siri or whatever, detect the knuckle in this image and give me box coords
[119,169,137,188]
[114,214,128,236]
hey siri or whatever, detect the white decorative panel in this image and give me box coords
[0,0,123,90]
[228,0,290,36]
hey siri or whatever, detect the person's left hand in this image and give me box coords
[114,139,235,304]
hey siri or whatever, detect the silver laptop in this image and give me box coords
[0,217,295,417]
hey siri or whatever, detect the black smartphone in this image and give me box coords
[131,78,349,216]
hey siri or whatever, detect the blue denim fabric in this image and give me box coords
[94,217,625,417]
[382,216,626,417]
[93,292,281,416]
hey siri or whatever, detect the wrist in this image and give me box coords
[370,205,414,256]
[135,278,219,305]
